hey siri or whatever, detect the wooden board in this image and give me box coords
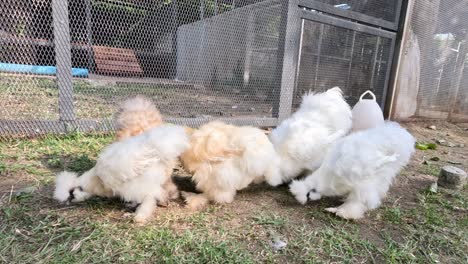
[92,45,143,76]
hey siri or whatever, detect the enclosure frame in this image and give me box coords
[298,0,403,31]
[297,8,397,109]
[0,0,404,137]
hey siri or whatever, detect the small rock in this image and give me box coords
[448,160,462,165]
[15,186,37,196]
[436,139,446,145]
[453,206,466,212]
[250,107,256,112]
[438,166,467,190]
[428,125,437,130]
[459,144,465,148]
[429,182,438,193]
[270,238,287,251]
[447,142,456,147]
[231,105,238,109]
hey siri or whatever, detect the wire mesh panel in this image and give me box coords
[0,0,61,138]
[0,0,284,138]
[455,66,468,117]
[391,0,468,122]
[0,0,404,137]
[295,11,395,108]
[67,0,282,129]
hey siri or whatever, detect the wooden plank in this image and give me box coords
[94,58,141,66]
[94,61,142,70]
[93,50,136,57]
[94,53,138,60]
[96,53,136,59]
[93,46,136,54]
[92,45,143,75]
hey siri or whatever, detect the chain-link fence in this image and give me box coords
[1,0,402,138]
[391,0,468,122]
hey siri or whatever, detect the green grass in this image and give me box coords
[0,134,467,263]
[382,207,403,224]
[0,133,113,186]
[417,163,441,177]
[0,196,253,263]
[0,75,170,120]
[253,214,287,227]
[0,74,274,121]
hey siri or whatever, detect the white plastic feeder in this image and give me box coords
[351,90,384,132]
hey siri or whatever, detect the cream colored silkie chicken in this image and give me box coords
[54,124,190,223]
[180,121,283,210]
[114,96,163,140]
[113,96,179,203]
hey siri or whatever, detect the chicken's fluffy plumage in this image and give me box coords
[180,121,282,209]
[270,87,352,183]
[115,96,163,141]
[289,121,415,219]
[54,124,189,223]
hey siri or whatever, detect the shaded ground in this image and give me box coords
[0,74,274,121]
[0,121,467,263]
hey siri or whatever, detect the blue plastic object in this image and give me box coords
[0,63,88,77]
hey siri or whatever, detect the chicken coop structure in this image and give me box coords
[0,0,466,138]
[391,0,468,122]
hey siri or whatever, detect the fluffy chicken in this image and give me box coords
[114,96,163,141]
[269,87,352,183]
[289,121,415,219]
[54,124,190,223]
[180,121,282,210]
[114,96,179,200]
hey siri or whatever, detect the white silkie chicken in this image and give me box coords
[54,124,190,223]
[269,87,352,184]
[289,121,415,219]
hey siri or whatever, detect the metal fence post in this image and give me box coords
[243,11,255,88]
[274,0,301,122]
[85,0,94,73]
[448,32,468,121]
[171,0,178,79]
[52,0,75,126]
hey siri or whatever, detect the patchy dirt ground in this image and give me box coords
[0,74,274,121]
[0,121,467,263]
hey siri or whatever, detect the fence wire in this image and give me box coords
[1,0,403,138]
[392,0,468,122]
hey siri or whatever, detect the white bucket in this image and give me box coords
[351,90,384,132]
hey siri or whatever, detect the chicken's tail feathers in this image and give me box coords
[54,171,80,202]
